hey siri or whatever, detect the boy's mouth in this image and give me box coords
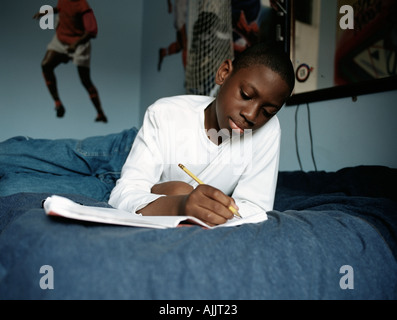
[229,118,244,135]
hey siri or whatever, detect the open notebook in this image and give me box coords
[43,195,268,229]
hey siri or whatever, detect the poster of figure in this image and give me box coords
[289,0,321,94]
[232,0,282,56]
[160,0,287,96]
[158,0,188,71]
[334,0,397,86]
[33,0,107,123]
[185,0,233,95]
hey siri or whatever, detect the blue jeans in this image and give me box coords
[0,128,138,201]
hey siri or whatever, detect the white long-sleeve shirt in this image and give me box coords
[108,95,281,219]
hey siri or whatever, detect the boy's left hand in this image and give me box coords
[151,181,194,196]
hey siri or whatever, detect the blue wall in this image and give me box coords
[0,0,143,140]
[1,0,396,172]
[277,91,397,172]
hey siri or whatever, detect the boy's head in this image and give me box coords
[208,42,295,137]
[231,43,295,95]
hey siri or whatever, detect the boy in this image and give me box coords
[109,43,295,226]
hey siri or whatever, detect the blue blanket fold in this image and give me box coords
[0,183,396,300]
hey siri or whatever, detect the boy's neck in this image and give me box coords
[205,102,223,146]
[204,103,214,130]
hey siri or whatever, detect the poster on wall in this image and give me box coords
[290,0,321,95]
[334,0,397,86]
[184,0,233,95]
[158,0,188,72]
[33,0,108,123]
[232,0,285,56]
[158,0,286,96]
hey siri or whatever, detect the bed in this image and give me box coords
[0,129,396,300]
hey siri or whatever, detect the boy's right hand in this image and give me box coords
[183,185,238,226]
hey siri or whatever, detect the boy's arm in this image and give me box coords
[139,182,237,226]
[137,194,187,216]
[231,121,281,216]
[139,181,191,216]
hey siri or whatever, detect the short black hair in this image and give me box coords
[232,43,295,94]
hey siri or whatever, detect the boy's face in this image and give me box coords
[208,60,291,136]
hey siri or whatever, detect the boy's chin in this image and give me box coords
[228,118,244,135]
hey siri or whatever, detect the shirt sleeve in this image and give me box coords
[108,108,166,213]
[83,9,98,37]
[231,120,281,218]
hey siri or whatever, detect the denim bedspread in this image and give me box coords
[0,130,396,300]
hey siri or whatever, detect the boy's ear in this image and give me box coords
[215,59,233,85]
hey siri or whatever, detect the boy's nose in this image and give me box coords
[240,105,260,127]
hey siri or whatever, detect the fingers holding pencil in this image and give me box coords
[185,184,237,226]
[178,164,242,219]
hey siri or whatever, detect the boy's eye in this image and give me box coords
[240,90,251,100]
[262,108,276,117]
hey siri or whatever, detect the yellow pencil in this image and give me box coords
[178,163,242,219]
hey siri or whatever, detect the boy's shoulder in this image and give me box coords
[255,115,280,136]
[147,95,214,115]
